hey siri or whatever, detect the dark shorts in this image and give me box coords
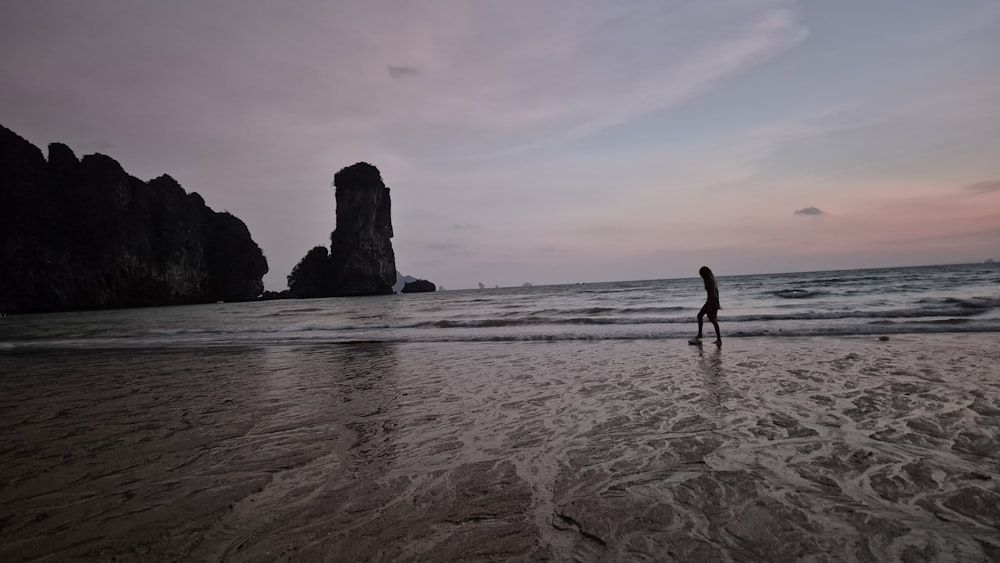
[698,302,719,321]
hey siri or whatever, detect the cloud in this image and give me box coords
[0,1,808,163]
[425,241,464,251]
[964,180,1000,194]
[889,225,1000,245]
[794,206,824,216]
[342,1,807,150]
[388,65,419,80]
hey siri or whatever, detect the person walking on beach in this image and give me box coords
[694,266,721,345]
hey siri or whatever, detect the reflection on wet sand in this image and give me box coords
[2,336,999,561]
[192,343,402,561]
[697,344,726,416]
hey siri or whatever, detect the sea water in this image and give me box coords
[1,263,997,351]
[2,263,999,561]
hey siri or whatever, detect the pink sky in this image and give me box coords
[2,0,998,289]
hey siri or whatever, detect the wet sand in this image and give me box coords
[1,335,998,561]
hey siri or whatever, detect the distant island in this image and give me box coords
[400,279,436,293]
[0,124,268,313]
[393,272,436,293]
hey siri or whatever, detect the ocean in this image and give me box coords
[2,262,999,561]
[2,262,998,351]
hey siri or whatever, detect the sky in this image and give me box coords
[2,0,998,291]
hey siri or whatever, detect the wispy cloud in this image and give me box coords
[886,225,1000,246]
[388,65,419,80]
[425,241,464,251]
[795,206,824,216]
[355,1,808,150]
[964,180,1000,194]
[0,1,810,165]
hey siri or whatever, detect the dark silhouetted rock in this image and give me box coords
[329,163,396,295]
[392,271,440,294]
[259,289,292,300]
[392,271,417,293]
[0,124,268,313]
[288,246,333,298]
[401,279,436,293]
[289,162,397,298]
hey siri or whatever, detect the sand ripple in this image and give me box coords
[1,335,999,561]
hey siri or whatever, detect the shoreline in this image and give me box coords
[3,331,1000,355]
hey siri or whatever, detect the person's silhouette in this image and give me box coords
[694,266,721,345]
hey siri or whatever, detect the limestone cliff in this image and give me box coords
[329,163,396,295]
[288,162,396,297]
[0,124,268,313]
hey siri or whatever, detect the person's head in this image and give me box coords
[699,266,714,280]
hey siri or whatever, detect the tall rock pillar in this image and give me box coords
[329,162,396,295]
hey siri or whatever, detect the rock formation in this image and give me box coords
[393,272,440,294]
[393,272,417,293]
[401,279,436,293]
[0,124,268,313]
[330,163,396,295]
[288,163,398,297]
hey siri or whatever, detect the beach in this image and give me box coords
[2,334,998,561]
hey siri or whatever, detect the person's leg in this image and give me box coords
[708,310,721,343]
[696,305,706,338]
